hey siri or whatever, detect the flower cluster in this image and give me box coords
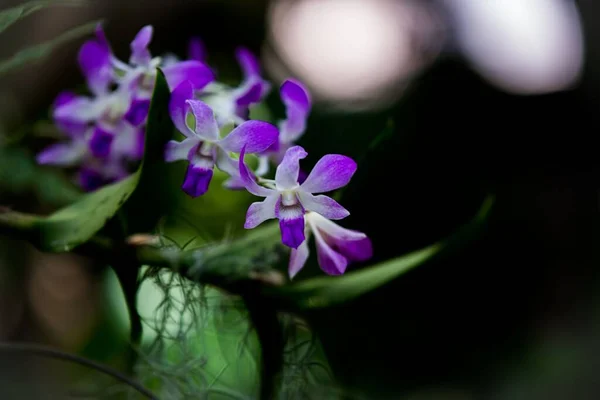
[38,24,372,278]
[37,24,214,190]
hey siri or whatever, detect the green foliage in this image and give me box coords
[0,0,88,34]
[0,20,99,76]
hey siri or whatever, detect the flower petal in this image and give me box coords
[307,212,372,262]
[275,145,307,190]
[301,154,357,194]
[313,228,348,275]
[124,98,150,126]
[297,192,349,220]
[53,96,101,123]
[130,25,153,66]
[279,79,311,143]
[186,100,219,141]
[238,147,274,197]
[218,120,278,153]
[78,37,112,95]
[334,236,373,263]
[235,47,261,78]
[52,92,88,137]
[163,60,215,91]
[188,37,207,61]
[289,240,310,279]
[36,143,86,166]
[275,197,306,249]
[164,137,200,162]
[113,123,145,160]
[89,127,114,158]
[244,195,278,229]
[223,176,247,190]
[79,24,112,91]
[182,165,213,197]
[234,81,263,107]
[169,81,195,136]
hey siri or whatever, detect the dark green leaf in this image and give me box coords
[121,69,174,234]
[31,70,171,252]
[266,195,495,310]
[0,19,99,76]
[0,1,88,34]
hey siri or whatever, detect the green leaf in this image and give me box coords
[121,69,174,234]
[30,69,171,252]
[0,19,99,76]
[266,195,495,310]
[0,0,88,34]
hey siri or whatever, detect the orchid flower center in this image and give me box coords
[101,93,130,125]
[281,190,299,206]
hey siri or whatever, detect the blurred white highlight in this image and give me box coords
[267,0,443,109]
[444,0,584,94]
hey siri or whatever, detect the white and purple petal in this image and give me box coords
[169,81,195,136]
[244,194,278,229]
[238,147,274,197]
[78,34,112,96]
[164,137,201,162]
[313,229,348,275]
[186,100,219,141]
[235,47,261,78]
[218,120,278,154]
[130,25,153,66]
[163,61,215,91]
[308,212,373,262]
[279,79,311,143]
[112,123,145,160]
[297,192,349,220]
[53,96,102,123]
[289,240,310,279]
[52,91,88,137]
[301,154,357,194]
[36,142,86,166]
[275,145,307,190]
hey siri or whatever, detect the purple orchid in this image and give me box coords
[239,145,356,249]
[289,211,373,278]
[202,47,271,127]
[165,81,278,197]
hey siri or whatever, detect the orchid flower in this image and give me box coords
[289,211,373,278]
[165,81,278,197]
[201,47,271,127]
[239,145,356,249]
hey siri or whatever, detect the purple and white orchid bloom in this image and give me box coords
[165,81,278,197]
[289,212,373,278]
[239,145,356,249]
[202,47,271,127]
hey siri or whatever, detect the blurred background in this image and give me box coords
[2,0,600,398]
